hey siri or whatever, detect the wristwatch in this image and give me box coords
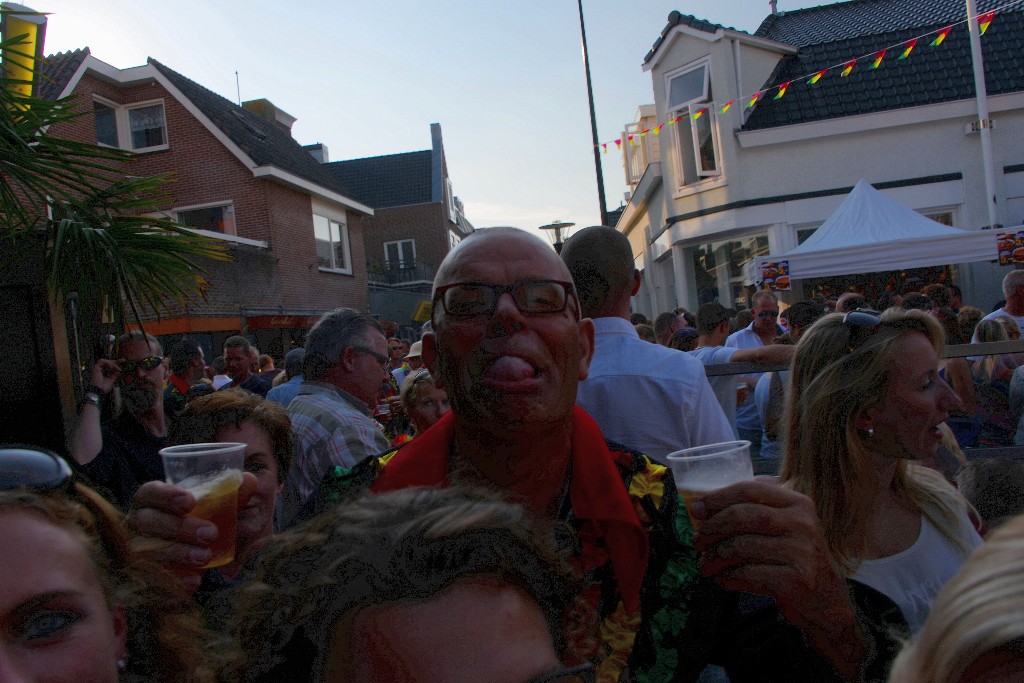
[80,393,102,409]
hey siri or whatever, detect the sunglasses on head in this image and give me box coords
[842,308,883,352]
[0,445,74,493]
[118,356,164,373]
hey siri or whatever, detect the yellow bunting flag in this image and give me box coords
[870,49,886,68]
[774,81,791,99]
[807,69,828,84]
[978,10,995,35]
[747,91,764,108]
[931,26,952,46]
[719,100,734,113]
[841,59,857,77]
[898,38,918,60]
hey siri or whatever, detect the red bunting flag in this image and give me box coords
[870,49,886,69]
[653,125,663,135]
[640,129,649,137]
[720,100,734,113]
[898,38,918,60]
[614,139,622,150]
[774,81,791,99]
[841,59,857,77]
[601,143,607,154]
[747,91,764,108]
[807,69,828,84]
[977,10,995,35]
[931,26,952,46]
[693,107,708,119]
[628,134,635,146]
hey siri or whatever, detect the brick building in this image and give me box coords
[40,49,375,361]
[322,123,475,339]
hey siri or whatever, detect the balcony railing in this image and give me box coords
[367,258,436,286]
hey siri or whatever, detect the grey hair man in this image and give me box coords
[71,331,169,510]
[279,308,392,524]
[980,270,1024,335]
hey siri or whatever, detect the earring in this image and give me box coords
[864,428,874,438]
[117,659,126,671]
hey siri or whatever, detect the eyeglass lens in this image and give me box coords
[441,280,569,316]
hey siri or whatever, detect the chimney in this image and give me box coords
[242,98,297,136]
[769,0,779,15]
[303,143,329,164]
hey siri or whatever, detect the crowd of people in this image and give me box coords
[4,226,1024,681]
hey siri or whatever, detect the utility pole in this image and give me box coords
[577,0,609,227]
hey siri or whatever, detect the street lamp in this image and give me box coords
[539,220,576,254]
[1,3,46,100]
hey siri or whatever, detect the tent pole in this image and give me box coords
[965,0,1000,229]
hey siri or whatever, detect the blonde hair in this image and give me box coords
[781,308,970,572]
[888,513,1024,683]
[972,318,1008,383]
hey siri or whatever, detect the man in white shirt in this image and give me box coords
[980,270,1024,335]
[690,302,793,443]
[726,291,784,459]
[562,226,733,458]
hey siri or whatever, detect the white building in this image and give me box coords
[618,0,1024,313]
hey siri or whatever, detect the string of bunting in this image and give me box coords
[601,1,1021,154]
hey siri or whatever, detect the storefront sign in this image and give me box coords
[997,231,1024,266]
[761,260,791,291]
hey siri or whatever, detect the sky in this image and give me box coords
[36,0,787,240]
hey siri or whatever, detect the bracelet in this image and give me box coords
[80,393,102,409]
[85,384,107,398]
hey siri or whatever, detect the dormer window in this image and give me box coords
[664,59,721,189]
[93,97,168,152]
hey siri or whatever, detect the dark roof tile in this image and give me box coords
[38,48,89,101]
[753,0,1008,48]
[323,151,433,209]
[743,9,1024,131]
[644,11,746,64]
[147,59,360,202]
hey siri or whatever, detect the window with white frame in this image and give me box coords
[313,213,352,274]
[176,203,236,235]
[384,239,415,269]
[665,59,721,188]
[92,97,168,152]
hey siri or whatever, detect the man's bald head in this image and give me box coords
[560,225,637,319]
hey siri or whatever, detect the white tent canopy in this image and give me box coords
[754,180,1008,281]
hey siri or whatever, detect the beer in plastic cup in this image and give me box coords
[667,441,753,532]
[160,442,245,569]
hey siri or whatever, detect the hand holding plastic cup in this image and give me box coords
[160,442,245,569]
[667,440,753,532]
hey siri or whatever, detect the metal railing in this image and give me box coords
[366,259,436,286]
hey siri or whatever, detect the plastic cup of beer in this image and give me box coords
[667,440,753,532]
[160,442,245,569]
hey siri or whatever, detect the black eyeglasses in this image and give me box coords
[118,355,164,373]
[0,446,74,493]
[522,663,595,683]
[843,308,882,351]
[353,347,391,371]
[434,280,576,318]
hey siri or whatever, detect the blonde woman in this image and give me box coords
[972,319,1018,447]
[888,513,1024,682]
[782,308,982,632]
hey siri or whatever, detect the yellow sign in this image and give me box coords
[1,4,48,99]
[412,300,432,323]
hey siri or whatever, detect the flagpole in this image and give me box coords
[965,0,999,228]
